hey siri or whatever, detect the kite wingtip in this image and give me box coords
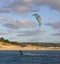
[39,23,42,25]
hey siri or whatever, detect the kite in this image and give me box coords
[33,14,42,25]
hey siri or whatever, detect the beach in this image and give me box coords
[0,42,60,50]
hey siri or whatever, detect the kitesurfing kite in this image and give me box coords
[33,14,42,25]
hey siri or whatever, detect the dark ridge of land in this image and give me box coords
[0,37,60,47]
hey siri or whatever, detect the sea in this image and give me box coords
[0,50,60,64]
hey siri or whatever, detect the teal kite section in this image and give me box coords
[33,14,42,25]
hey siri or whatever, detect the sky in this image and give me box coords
[0,0,60,43]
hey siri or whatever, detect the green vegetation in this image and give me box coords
[0,37,60,47]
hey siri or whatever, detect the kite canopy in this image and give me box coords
[33,14,42,25]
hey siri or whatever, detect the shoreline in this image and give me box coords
[0,45,60,50]
[0,42,60,50]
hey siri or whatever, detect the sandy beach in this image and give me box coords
[0,42,60,50]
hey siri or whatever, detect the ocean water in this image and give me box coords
[0,50,60,64]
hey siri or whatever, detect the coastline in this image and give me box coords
[0,42,60,50]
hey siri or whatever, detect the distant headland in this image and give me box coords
[0,37,60,50]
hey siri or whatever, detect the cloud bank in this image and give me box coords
[52,32,60,36]
[0,0,60,14]
[0,30,10,35]
[18,29,44,36]
[0,17,36,29]
[46,21,60,29]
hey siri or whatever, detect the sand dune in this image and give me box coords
[0,42,60,50]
